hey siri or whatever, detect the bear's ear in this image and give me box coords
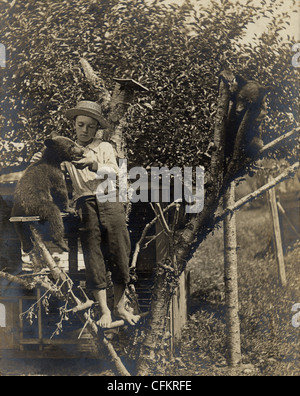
[235,75,247,87]
[44,132,59,148]
[44,138,56,148]
[47,131,59,139]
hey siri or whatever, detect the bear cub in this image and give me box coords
[12,133,84,253]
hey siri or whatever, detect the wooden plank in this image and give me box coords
[68,235,79,274]
[10,213,71,223]
[267,178,287,287]
[18,339,78,345]
[0,302,15,349]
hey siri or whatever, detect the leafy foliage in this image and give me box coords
[0,0,298,172]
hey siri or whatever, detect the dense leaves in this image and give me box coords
[0,0,298,172]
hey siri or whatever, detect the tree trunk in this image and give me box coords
[223,181,242,367]
[136,264,178,376]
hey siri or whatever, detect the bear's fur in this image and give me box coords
[12,134,84,253]
[225,77,271,160]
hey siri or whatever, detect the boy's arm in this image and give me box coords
[71,142,119,175]
[74,142,119,174]
[99,142,119,173]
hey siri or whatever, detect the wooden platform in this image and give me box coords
[0,179,190,360]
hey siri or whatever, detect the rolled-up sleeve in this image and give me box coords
[98,142,119,174]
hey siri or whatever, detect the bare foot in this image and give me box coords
[98,310,112,328]
[114,307,140,326]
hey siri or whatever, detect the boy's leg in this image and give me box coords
[97,201,140,325]
[77,197,112,327]
[93,289,112,328]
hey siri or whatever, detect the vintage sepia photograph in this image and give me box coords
[0,0,299,379]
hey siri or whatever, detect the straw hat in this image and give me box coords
[66,101,109,129]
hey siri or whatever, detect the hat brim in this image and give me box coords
[66,108,109,129]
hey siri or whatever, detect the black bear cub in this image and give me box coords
[12,133,84,253]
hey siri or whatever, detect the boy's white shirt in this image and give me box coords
[63,139,119,202]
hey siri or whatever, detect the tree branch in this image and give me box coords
[151,203,171,234]
[223,126,299,188]
[80,58,111,109]
[0,270,34,289]
[174,126,299,273]
[257,127,299,157]
[174,76,233,272]
[0,270,64,300]
[209,76,230,188]
[216,161,299,224]
[130,201,178,271]
[5,226,131,376]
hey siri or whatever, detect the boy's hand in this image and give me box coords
[72,156,94,170]
[65,207,77,217]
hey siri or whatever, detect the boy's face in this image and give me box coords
[74,115,98,145]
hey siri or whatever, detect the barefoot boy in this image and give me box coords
[64,100,139,327]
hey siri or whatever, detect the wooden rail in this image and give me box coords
[10,213,73,223]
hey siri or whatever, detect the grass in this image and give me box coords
[167,205,300,376]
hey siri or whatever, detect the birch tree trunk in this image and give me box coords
[223,181,242,367]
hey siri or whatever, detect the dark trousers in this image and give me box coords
[76,196,131,291]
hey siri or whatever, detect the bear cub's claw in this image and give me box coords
[55,240,70,253]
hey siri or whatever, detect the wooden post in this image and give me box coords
[267,179,287,287]
[68,231,79,275]
[223,181,242,367]
[277,200,300,238]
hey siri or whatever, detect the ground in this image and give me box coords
[0,202,299,376]
[166,203,300,376]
